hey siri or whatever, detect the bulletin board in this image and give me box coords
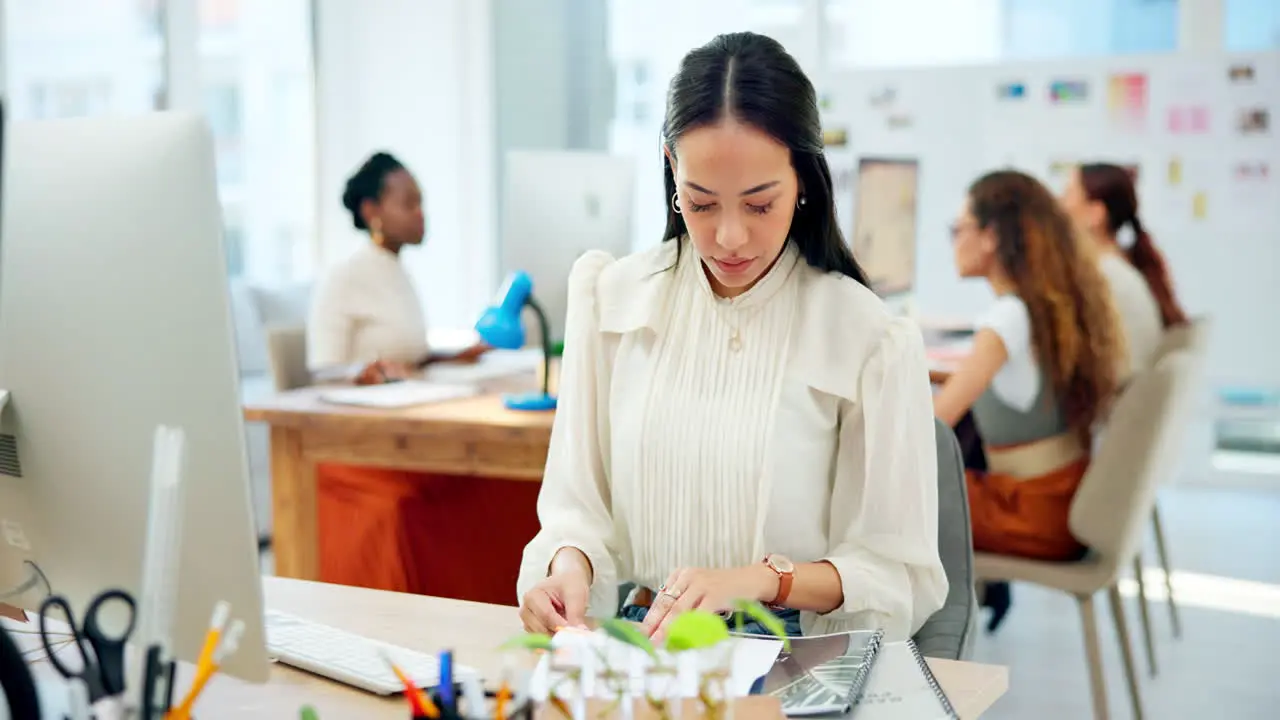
[850,157,919,298]
[824,52,1280,397]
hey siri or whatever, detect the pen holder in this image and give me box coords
[417,687,534,720]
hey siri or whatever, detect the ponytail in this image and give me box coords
[1126,217,1188,328]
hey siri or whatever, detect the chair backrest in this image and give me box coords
[912,419,977,660]
[265,325,311,392]
[1070,350,1196,580]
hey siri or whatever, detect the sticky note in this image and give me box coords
[1168,158,1182,186]
[1192,192,1208,220]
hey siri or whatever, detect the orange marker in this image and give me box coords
[381,651,439,719]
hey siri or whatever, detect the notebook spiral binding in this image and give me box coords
[906,640,959,719]
[846,628,886,704]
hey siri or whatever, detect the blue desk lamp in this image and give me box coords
[474,271,557,411]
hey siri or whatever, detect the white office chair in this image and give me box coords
[976,350,1198,720]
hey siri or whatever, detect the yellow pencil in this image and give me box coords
[168,619,244,720]
[194,601,231,674]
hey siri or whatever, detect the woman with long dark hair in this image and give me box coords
[516,32,947,641]
[934,170,1125,631]
[1062,162,1186,376]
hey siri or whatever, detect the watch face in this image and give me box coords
[769,554,795,573]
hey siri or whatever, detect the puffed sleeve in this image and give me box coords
[306,269,354,370]
[515,251,620,617]
[819,317,949,640]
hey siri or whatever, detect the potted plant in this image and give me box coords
[500,599,790,719]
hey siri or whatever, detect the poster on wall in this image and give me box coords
[1167,105,1210,134]
[1107,72,1149,130]
[1236,107,1270,135]
[1048,79,1089,104]
[851,158,919,298]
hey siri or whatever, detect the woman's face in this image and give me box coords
[669,119,798,298]
[367,169,426,247]
[1060,169,1104,236]
[950,201,996,279]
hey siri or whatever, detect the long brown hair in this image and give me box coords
[969,170,1123,437]
[1078,163,1188,328]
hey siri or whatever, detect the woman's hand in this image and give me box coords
[353,359,413,385]
[453,342,490,364]
[640,565,776,642]
[519,568,591,634]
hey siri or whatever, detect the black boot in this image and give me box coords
[981,581,1012,633]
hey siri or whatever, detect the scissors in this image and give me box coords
[38,589,137,703]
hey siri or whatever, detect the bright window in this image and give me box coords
[197,0,318,284]
[5,0,164,121]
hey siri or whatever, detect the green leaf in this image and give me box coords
[664,610,729,652]
[732,599,792,651]
[601,618,657,658]
[499,632,555,651]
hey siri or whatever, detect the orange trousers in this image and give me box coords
[315,463,542,605]
[965,458,1089,562]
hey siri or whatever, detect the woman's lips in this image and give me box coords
[713,257,754,275]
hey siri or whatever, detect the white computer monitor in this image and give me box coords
[851,157,919,299]
[501,150,635,343]
[0,112,268,682]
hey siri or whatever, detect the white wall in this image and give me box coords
[831,0,1004,68]
[313,0,496,331]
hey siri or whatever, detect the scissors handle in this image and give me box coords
[80,589,137,698]
[37,595,103,698]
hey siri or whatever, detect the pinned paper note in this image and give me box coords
[1167,158,1183,186]
[1192,192,1208,220]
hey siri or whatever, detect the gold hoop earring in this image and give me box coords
[671,192,682,215]
[370,218,385,246]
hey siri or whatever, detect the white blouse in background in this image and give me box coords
[1098,252,1162,380]
[306,244,429,370]
[516,239,948,641]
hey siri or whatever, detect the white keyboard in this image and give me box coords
[264,609,479,695]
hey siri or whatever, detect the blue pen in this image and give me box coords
[438,650,455,712]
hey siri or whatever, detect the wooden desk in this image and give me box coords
[189,578,1008,718]
[244,389,552,582]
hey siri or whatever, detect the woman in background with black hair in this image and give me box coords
[516,32,947,641]
[1062,162,1186,378]
[304,153,538,601]
[308,152,487,383]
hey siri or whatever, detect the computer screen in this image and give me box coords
[501,150,635,343]
[851,157,919,298]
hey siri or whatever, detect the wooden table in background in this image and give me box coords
[243,389,553,585]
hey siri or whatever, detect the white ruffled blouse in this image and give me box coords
[516,239,948,640]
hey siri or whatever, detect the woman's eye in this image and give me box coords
[746,202,773,215]
[689,201,715,213]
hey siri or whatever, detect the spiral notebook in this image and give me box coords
[753,630,885,716]
[852,639,958,719]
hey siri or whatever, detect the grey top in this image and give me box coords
[971,369,1069,447]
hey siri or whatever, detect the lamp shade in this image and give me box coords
[474,271,533,350]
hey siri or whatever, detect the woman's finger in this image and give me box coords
[653,587,704,644]
[641,592,676,637]
[524,589,567,633]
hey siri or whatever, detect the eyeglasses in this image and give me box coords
[948,222,977,240]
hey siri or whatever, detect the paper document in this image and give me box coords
[852,640,957,719]
[425,348,542,385]
[319,381,479,409]
[529,628,782,701]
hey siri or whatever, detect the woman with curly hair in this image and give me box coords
[933,170,1125,630]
